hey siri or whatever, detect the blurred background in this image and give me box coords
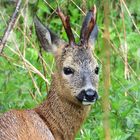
[0,0,140,139]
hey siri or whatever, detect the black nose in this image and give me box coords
[85,89,98,102]
[76,89,98,103]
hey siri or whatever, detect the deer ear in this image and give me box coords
[34,16,63,53]
[88,24,98,49]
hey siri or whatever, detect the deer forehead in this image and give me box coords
[58,47,97,69]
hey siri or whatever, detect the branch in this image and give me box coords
[102,1,111,140]
[0,0,22,54]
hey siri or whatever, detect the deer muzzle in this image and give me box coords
[76,89,98,105]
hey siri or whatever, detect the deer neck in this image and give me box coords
[35,75,91,140]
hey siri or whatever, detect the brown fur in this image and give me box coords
[0,110,55,140]
[0,9,99,140]
[0,46,97,140]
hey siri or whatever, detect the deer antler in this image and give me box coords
[80,5,97,46]
[57,8,75,47]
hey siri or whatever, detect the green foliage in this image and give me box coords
[0,0,140,139]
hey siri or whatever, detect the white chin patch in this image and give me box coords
[82,101,95,105]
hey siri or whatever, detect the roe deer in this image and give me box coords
[0,5,99,140]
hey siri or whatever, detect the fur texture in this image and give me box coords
[0,10,99,140]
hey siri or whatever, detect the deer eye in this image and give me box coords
[95,66,99,75]
[63,67,74,75]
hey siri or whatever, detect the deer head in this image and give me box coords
[34,5,99,106]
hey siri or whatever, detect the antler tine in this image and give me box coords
[57,8,75,46]
[80,5,97,46]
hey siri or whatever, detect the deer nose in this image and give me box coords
[76,89,98,104]
[85,89,98,102]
